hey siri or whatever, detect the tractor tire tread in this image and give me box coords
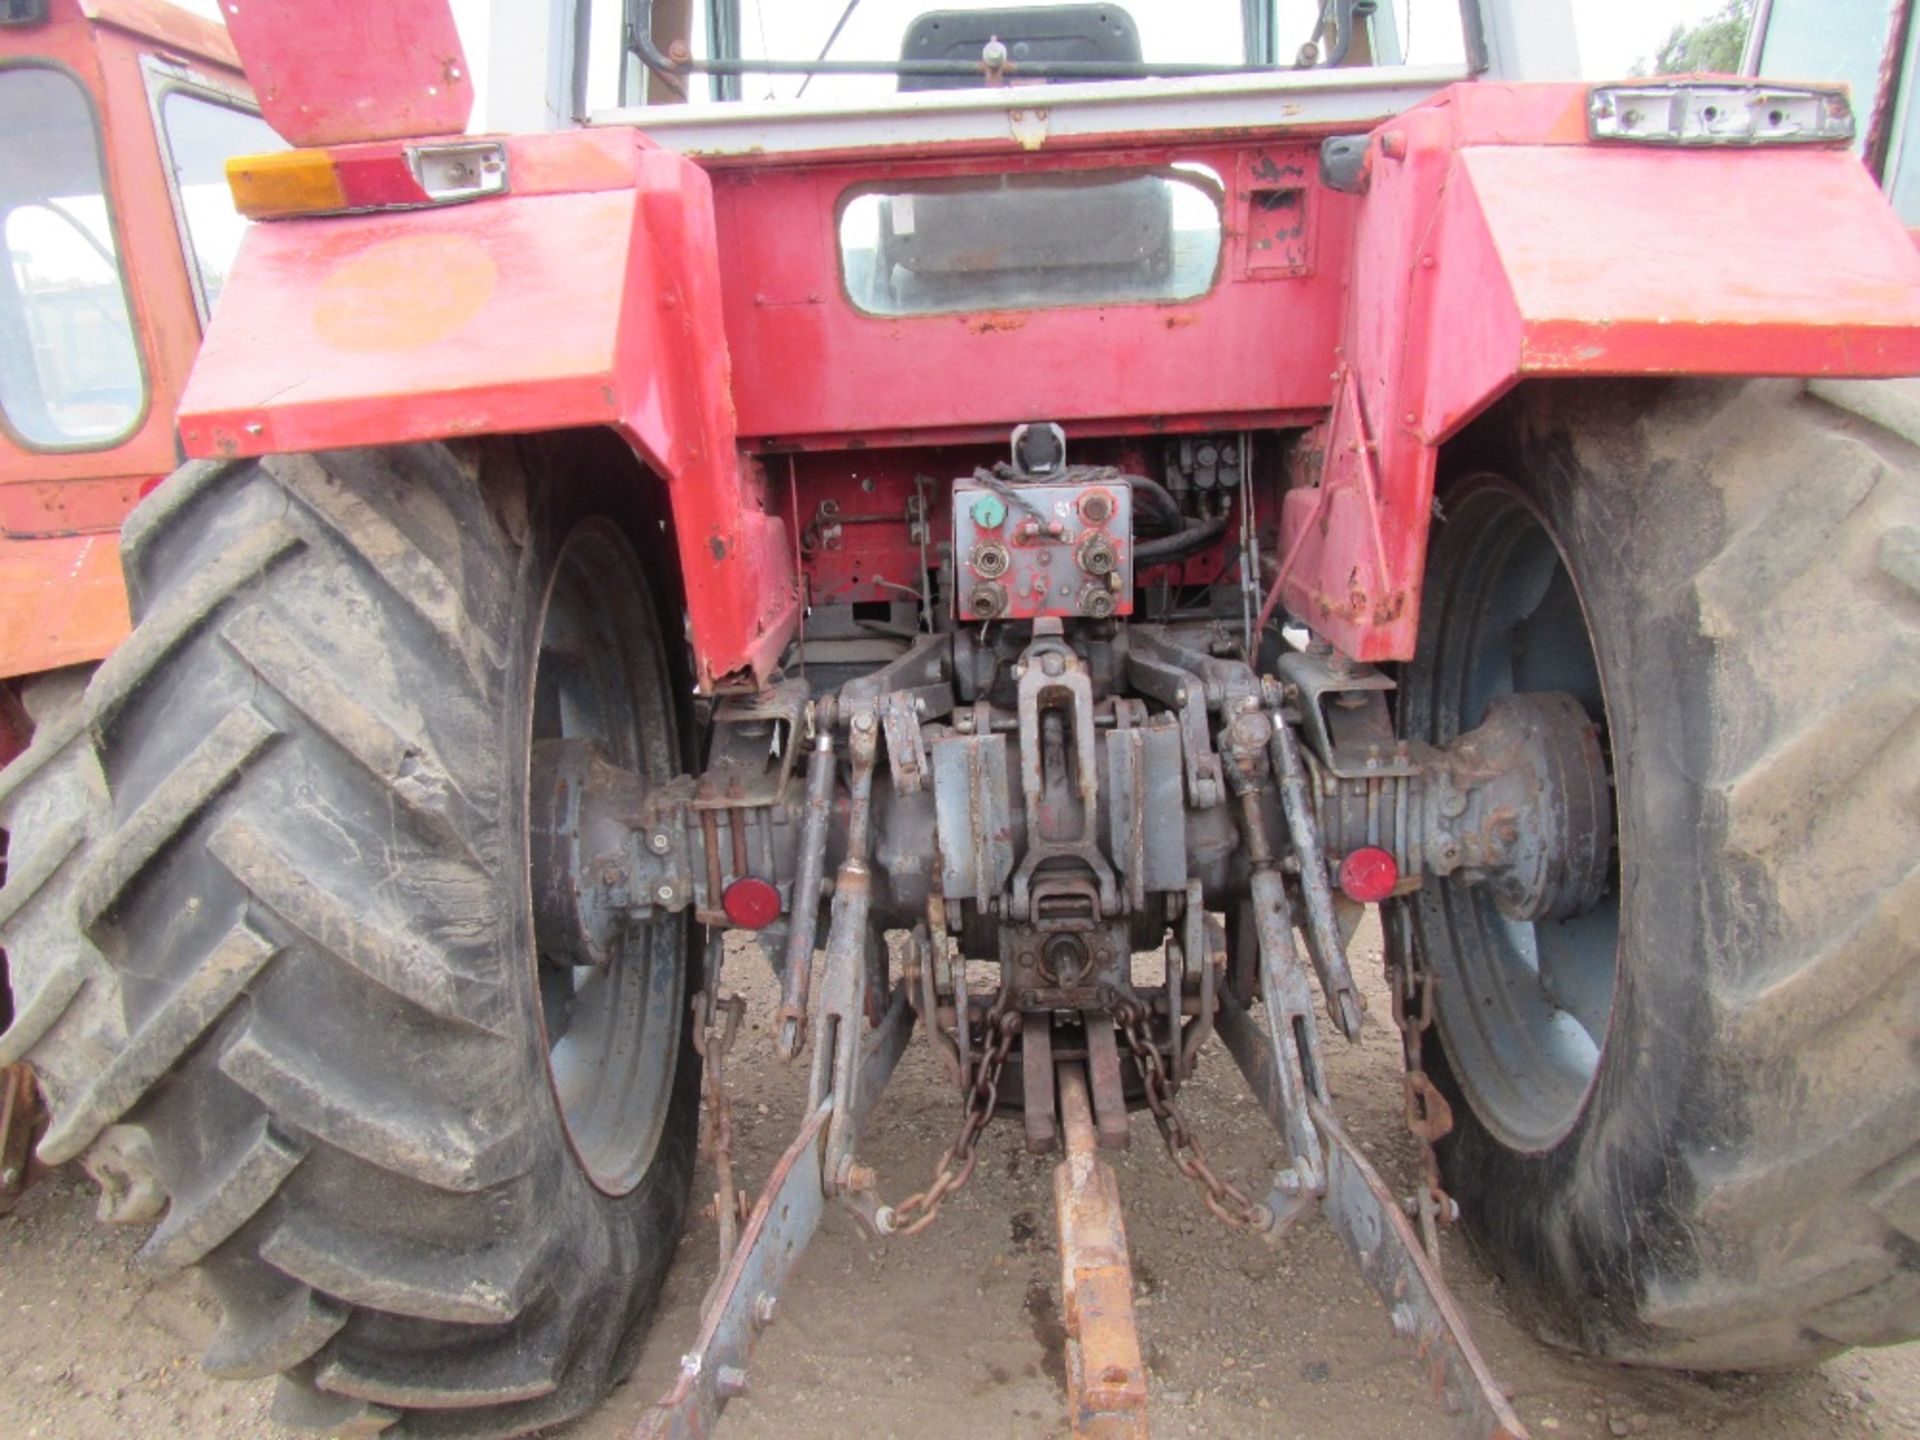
[0,445,697,1435]
[1419,378,1920,1371]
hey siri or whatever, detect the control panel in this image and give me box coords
[951,475,1133,622]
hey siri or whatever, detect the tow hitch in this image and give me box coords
[638,961,1525,1440]
[623,651,1598,1437]
[607,456,1611,1436]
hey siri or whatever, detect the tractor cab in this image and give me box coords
[0,0,278,706]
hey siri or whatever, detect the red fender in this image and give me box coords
[1278,84,1920,661]
[177,128,799,690]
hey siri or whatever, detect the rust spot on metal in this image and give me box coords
[1053,1062,1149,1438]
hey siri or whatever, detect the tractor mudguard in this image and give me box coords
[1279,84,1920,661]
[176,127,798,689]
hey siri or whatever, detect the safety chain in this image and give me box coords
[1113,1001,1272,1232]
[694,987,750,1279]
[888,996,1020,1236]
[1383,900,1457,1263]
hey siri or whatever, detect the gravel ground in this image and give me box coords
[1,920,1916,1440]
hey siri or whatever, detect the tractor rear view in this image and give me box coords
[1,2,1917,1436]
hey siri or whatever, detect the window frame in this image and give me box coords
[834,162,1229,319]
[140,52,272,330]
[0,57,151,456]
[1881,5,1920,224]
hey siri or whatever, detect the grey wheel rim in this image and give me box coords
[528,519,685,1195]
[1413,480,1621,1153]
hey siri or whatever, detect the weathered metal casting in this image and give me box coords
[1303,687,1612,923]
[610,611,1615,1440]
[952,475,1135,622]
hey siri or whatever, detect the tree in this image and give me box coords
[1638,0,1754,77]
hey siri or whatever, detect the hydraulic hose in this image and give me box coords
[1122,473,1184,535]
[1135,515,1227,565]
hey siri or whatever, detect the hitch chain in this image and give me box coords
[1114,1001,1272,1232]
[695,986,750,1277]
[888,996,1020,1236]
[1384,903,1458,1262]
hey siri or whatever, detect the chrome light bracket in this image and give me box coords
[1588,82,1853,147]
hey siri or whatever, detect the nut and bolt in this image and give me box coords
[839,1159,877,1193]
[715,1365,750,1400]
[1390,1304,1418,1340]
[1042,653,1065,678]
[648,832,672,855]
[753,1293,778,1327]
[1230,712,1271,749]
[655,883,677,904]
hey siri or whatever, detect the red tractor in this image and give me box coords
[2,2,1917,1436]
[0,0,279,1210]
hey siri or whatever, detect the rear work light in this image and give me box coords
[227,141,508,221]
[1588,81,1854,147]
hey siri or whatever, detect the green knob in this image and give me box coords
[970,493,1007,529]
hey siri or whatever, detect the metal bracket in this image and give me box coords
[1273,648,1408,780]
[1011,634,1120,919]
[877,691,932,796]
[694,678,810,809]
[1122,647,1224,809]
[636,1102,832,1440]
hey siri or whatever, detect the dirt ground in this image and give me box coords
[1,921,1916,1440]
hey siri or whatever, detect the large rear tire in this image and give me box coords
[1396,378,1920,1369]
[0,442,700,1436]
